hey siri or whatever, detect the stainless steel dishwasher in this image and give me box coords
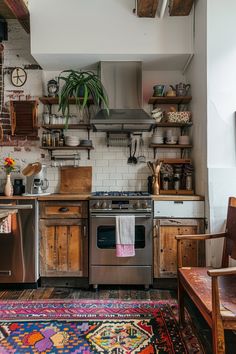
[0,199,39,284]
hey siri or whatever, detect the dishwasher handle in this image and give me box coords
[0,205,33,210]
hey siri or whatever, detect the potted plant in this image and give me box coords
[58,69,109,125]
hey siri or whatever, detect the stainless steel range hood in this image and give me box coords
[91,61,155,132]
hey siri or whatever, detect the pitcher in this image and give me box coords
[170,83,191,96]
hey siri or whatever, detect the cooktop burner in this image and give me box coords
[91,191,150,197]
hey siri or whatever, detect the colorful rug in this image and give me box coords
[0,300,204,353]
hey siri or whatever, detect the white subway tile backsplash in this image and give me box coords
[102,179,117,187]
[95,160,109,167]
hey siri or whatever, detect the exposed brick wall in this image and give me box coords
[0,45,11,140]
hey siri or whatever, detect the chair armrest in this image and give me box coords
[175,232,226,241]
[207,267,236,277]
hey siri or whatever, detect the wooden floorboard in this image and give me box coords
[0,286,175,301]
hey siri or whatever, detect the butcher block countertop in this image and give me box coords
[0,195,37,200]
[0,194,203,201]
[151,195,204,201]
[37,193,90,201]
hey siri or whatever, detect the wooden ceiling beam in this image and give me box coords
[169,0,194,16]
[4,0,30,33]
[137,0,159,18]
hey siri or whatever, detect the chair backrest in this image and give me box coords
[223,197,236,266]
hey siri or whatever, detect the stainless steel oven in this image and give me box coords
[89,192,153,289]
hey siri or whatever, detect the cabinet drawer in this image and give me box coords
[154,200,204,218]
[40,201,88,218]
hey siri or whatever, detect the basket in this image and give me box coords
[167,111,191,123]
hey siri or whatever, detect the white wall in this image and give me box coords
[0,20,185,194]
[185,0,207,199]
[207,0,236,266]
[29,0,193,69]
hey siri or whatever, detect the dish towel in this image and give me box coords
[116,215,135,257]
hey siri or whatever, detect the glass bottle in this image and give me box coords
[42,132,47,147]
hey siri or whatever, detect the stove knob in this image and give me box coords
[142,201,148,209]
[93,202,100,209]
[101,201,107,209]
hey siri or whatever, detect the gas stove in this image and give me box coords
[91,191,151,198]
[90,191,152,212]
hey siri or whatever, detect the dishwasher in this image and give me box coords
[0,199,39,285]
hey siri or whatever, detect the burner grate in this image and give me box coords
[91,191,150,197]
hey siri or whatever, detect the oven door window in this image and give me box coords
[97,225,145,249]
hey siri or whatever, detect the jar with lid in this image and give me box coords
[173,173,181,191]
[186,173,193,191]
[42,132,47,147]
[46,132,51,146]
[162,173,169,190]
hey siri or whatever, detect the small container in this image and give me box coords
[46,132,51,146]
[162,173,169,190]
[186,173,193,190]
[55,131,60,146]
[43,112,50,125]
[42,132,47,147]
[49,114,57,125]
[51,134,56,147]
[174,173,181,191]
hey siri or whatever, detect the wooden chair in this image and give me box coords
[176,196,236,354]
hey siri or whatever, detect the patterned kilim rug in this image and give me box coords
[0,299,204,353]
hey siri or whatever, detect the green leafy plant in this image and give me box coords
[58,69,109,125]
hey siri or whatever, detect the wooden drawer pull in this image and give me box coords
[58,207,69,213]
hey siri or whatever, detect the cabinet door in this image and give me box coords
[153,219,204,278]
[40,219,88,277]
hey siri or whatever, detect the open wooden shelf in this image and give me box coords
[153,122,192,128]
[42,124,91,130]
[39,97,94,105]
[148,96,192,105]
[149,144,192,149]
[159,158,192,164]
[40,146,94,150]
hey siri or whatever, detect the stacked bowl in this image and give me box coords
[151,132,163,144]
[65,135,79,147]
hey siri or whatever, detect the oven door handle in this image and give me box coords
[91,214,151,218]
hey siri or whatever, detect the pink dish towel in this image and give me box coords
[115,215,135,257]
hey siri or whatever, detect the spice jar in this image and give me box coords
[174,173,181,191]
[186,173,193,191]
[162,173,169,190]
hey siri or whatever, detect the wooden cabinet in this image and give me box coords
[39,201,88,278]
[153,218,205,278]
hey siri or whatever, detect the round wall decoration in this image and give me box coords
[11,67,27,87]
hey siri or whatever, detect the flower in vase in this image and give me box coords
[3,157,15,175]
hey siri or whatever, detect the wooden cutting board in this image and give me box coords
[59,167,92,194]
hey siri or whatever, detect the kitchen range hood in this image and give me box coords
[91,61,155,132]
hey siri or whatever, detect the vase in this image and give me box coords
[152,174,160,195]
[4,174,13,197]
